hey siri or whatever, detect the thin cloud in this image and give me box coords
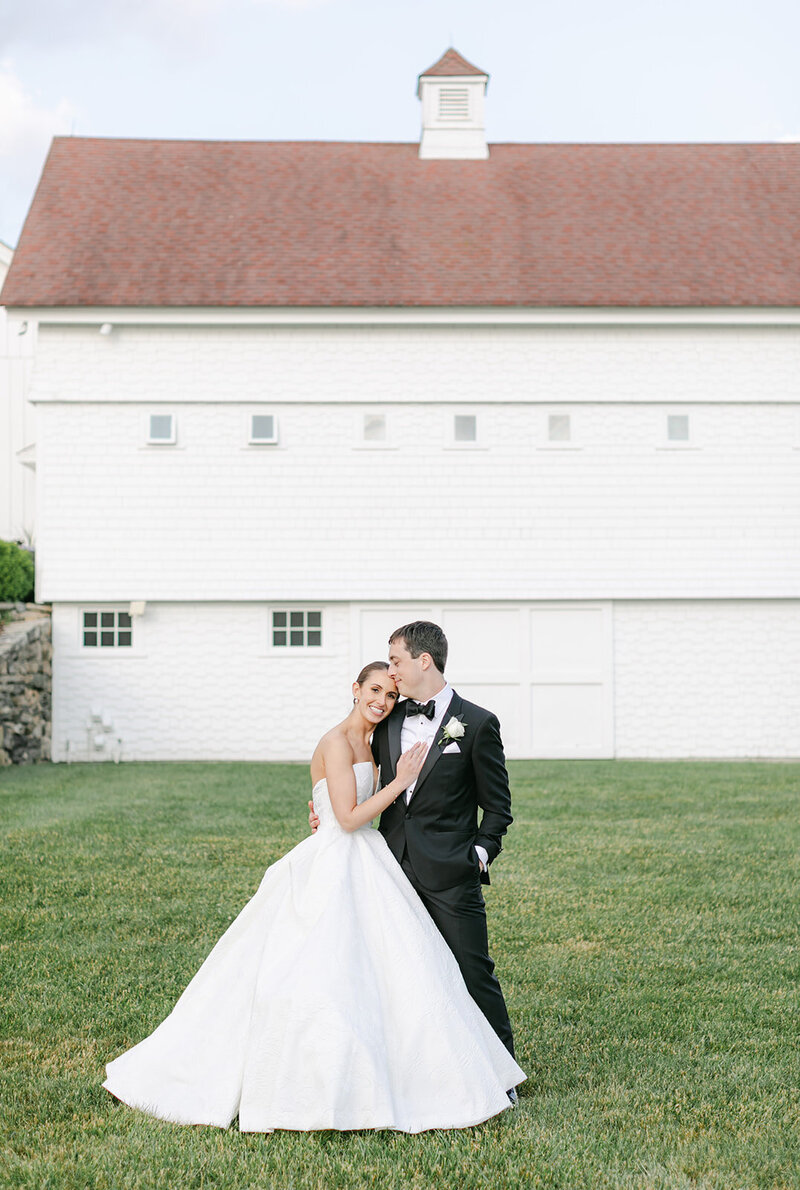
[0,62,77,246]
[1,0,332,51]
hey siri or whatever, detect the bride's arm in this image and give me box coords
[325,739,428,833]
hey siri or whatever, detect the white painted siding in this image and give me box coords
[29,323,800,406]
[613,600,800,757]
[53,599,613,762]
[34,393,800,601]
[0,306,37,542]
[51,602,352,762]
[31,317,800,760]
[29,321,800,606]
[51,598,799,762]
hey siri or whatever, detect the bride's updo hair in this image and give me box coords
[355,661,390,686]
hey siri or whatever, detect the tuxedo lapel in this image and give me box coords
[387,705,403,777]
[411,691,463,799]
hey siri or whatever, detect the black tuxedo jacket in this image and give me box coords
[372,690,513,893]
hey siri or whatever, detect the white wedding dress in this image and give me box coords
[103,762,525,1132]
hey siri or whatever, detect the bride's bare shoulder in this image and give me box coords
[310,728,354,783]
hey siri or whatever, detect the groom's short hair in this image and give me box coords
[389,621,448,675]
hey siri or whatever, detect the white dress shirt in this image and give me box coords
[399,683,488,872]
[400,682,453,799]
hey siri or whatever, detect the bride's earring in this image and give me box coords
[353,697,359,705]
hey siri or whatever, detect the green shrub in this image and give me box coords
[0,539,35,602]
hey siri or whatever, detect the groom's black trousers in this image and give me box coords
[400,852,515,1059]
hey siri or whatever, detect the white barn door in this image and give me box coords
[440,607,527,757]
[354,603,614,759]
[528,605,614,758]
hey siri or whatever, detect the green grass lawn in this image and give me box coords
[2,760,800,1190]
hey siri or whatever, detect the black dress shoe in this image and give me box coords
[506,1087,518,1106]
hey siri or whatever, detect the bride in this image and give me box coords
[103,662,525,1133]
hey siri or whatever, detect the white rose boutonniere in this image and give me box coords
[438,715,466,747]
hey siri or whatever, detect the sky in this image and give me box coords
[1,0,799,248]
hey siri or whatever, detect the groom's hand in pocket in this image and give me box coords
[308,801,320,834]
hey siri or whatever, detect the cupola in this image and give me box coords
[417,48,489,160]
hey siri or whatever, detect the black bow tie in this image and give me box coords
[404,699,436,720]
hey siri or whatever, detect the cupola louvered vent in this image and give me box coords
[438,87,470,121]
[417,48,489,159]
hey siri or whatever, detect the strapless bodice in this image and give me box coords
[312,761,376,832]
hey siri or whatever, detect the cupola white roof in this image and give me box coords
[417,48,489,160]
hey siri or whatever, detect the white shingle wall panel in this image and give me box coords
[613,601,800,757]
[51,603,352,761]
[36,399,800,601]
[0,310,37,540]
[31,323,800,601]
[51,598,800,760]
[36,319,800,758]
[31,324,800,405]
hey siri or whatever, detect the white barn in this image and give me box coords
[0,240,36,543]
[2,49,799,761]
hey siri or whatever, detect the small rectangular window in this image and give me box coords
[250,414,278,444]
[82,610,133,648]
[272,610,322,649]
[548,414,571,442]
[667,414,690,442]
[148,414,176,444]
[453,414,477,443]
[354,411,393,450]
[363,414,386,443]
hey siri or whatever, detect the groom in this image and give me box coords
[374,621,516,1063]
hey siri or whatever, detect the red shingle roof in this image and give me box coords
[419,48,487,78]
[3,137,799,308]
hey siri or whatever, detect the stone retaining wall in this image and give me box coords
[0,605,52,765]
